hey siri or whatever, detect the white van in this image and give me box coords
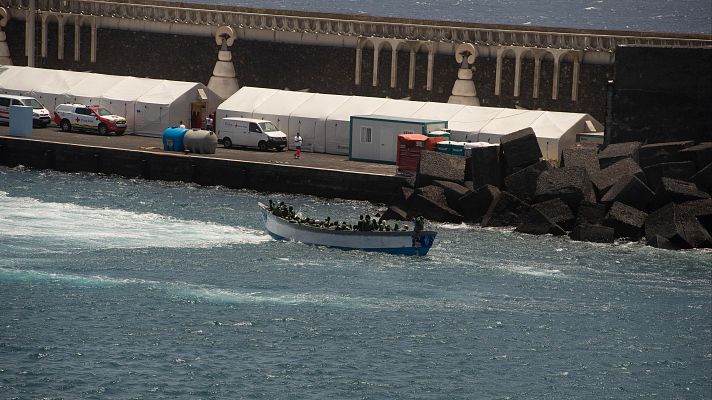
[218,117,288,151]
[0,94,52,127]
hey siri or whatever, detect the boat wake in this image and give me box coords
[0,192,269,250]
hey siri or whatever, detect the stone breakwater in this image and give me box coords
[381,129,712,250]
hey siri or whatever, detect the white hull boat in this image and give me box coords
[259,203,436,256]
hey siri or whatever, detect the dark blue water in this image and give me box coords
[1,165,711,399]
[189,0,712,34]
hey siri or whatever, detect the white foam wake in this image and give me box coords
[0,192,269,249]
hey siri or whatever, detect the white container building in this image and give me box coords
[349,115,447,163]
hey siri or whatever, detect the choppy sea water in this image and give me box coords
[187,0,712,34]
[0,165,710,399]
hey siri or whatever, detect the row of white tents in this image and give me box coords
[0,66,221,136]
[217,87,603,161]
[0,66,603,162]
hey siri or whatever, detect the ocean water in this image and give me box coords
[0,165,711,399]
[190,0,712,34]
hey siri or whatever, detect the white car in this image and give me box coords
[53,103,127,135]
[0,94,52,127]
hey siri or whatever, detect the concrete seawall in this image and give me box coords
[0,136,405,203]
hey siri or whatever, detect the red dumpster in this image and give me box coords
[397,134,429,176]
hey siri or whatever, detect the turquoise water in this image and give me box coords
[1,165,710,399]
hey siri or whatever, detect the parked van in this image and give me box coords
[218,117,288,151]
[0,94,51,127]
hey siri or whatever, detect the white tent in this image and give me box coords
[372,99,427,118]
[66,73,130,107]
[287,93,350,152]
[448,106,508,141]
[99,77,162,133]
[473,109,546,146]
[529,111,603,160]
[414,102,466,123]
[29,70,86,112]
[0,66,30,96]
[0,66,221,136]
[325,96,389,155]
[216,87,603,161]
[135,80,211,134]
[216,86,279,120]
[251,90,316,133]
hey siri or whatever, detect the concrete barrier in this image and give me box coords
[0,137,404,204]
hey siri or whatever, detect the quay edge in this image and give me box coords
[0,136,406,204]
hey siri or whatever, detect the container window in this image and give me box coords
[360,126,372,143]
[402,130,415,135]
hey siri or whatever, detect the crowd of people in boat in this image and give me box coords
[267,200,425,232]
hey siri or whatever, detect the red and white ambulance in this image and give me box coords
[54,104,127,135]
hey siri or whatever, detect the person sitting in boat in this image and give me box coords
[364,215,373,231]
[356,215,364,231]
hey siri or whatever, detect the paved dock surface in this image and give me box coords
[0,126,397,176]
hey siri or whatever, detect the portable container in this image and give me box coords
[162,127,188,151]
[426,130,450,141]
[436,141,452,154]
[349,115,447,164]
[184,129,218,154]
[449,141,467,156]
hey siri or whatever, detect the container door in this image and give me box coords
[379,128,396,162]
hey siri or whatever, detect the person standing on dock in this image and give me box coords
[294,132,303,159]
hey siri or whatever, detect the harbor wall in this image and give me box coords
[3,20,611,121]
[608,45,712,144]
[0,136,404,203]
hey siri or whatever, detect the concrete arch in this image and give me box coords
[67,15,98,63]
[559,50,582,101]
[516,47,537,99]
[494,46,517,96]
[355,37,434,91]
[40,12,65,59]
[543,48,573,100]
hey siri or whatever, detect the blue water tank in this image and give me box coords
[163,127,188,151]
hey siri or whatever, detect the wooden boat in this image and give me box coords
[259,203,437,256]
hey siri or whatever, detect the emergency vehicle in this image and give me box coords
[54,104,127,135]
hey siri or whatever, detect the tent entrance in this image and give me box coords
[190,100,207,129]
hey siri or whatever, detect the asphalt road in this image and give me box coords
[0,125,397,176]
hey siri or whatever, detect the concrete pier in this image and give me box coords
[0,126,403,204]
